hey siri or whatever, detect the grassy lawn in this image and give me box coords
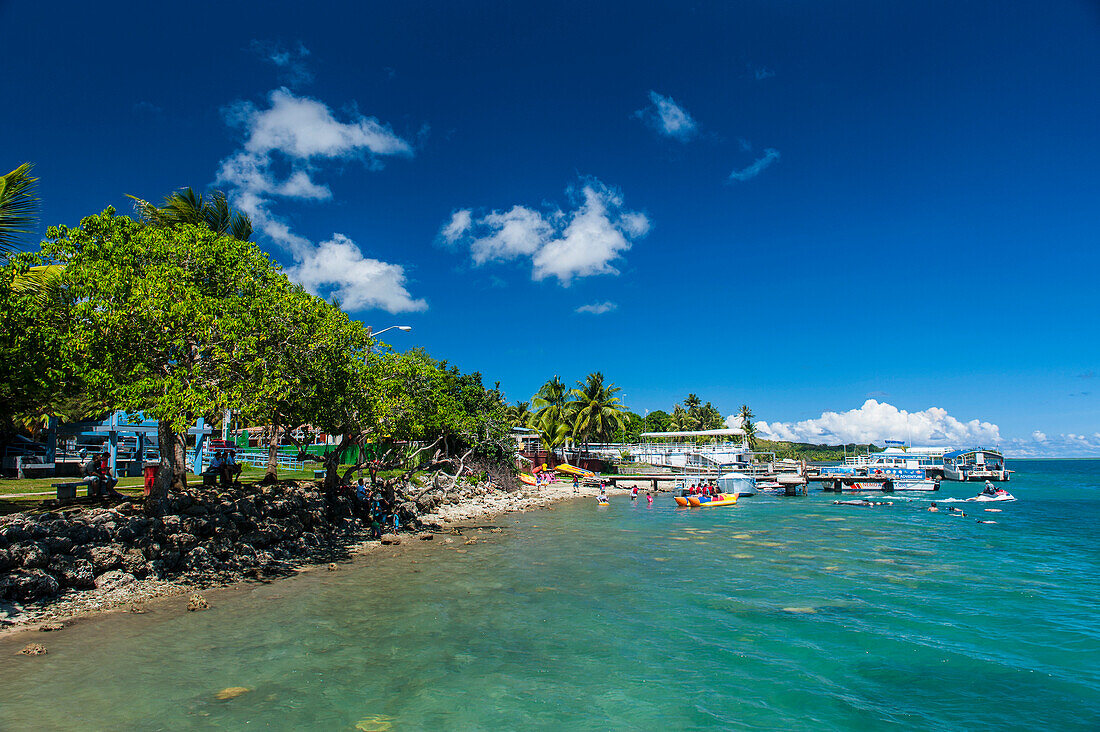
[0,464,332,515]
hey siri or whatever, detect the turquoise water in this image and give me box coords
[1,459,1098,730]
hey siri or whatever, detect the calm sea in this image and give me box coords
[1,459,1098,730]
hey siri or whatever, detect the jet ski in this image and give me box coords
[965,490,1016,502]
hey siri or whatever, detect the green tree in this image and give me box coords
[230,283,359,484]
[738,404,756,449]
[645,409,671,433]
[569,372,627,449]
[0,253,70,431]
[40,209,287,509]
[668,404,696,432]
[506,400,533,429]
[128,187,253,241]
[532,376,571,462]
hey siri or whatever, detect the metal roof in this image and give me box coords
[640,428,745,438]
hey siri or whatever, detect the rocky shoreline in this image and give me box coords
[1,477,623,634]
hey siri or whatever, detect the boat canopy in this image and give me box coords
[640,428,745,438]
[944,448,1003,459]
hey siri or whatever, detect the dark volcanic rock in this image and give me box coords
[49,555,96,590]
[95,570,137,593]
[1,569,60,600]
[87,545,123,573]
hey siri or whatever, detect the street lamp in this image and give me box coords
[366,325,412,338]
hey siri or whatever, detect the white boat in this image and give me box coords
[943,449,1010,481]
[846,477,939,492]
[823,444,950,480]
[717,471,757,497]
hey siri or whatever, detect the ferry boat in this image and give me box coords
[845,474,940,492]
[822,443,949,480]
[943,448,1010,481]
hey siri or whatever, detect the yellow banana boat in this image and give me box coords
[687,493,738,507]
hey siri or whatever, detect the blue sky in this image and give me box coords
[4,1,1099,455]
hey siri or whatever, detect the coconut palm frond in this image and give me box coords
[0,163,39,254]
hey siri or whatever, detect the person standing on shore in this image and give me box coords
[572,475,579,493]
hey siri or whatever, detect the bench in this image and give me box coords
[51,481,87,500]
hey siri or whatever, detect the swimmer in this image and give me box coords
[646,493,653,504]
[927,501,939,512]
[977,519,996,524]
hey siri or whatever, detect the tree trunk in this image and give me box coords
[323,435,353,499]
[148,420,187,513]
[262,423,281,484]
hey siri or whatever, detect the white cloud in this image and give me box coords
[470,206,551,264]
[286,234,426,313]
[729,148,781,182]
[235,88,412,160]
[443,178,649,286]
[635,91,698,141]
[744,399,1001,446]
[440,209,472,244]
[576,301,617,315]
[1003,431,1100,458]
[729,399,1100,458]
[216,88,423,313]
[250,40,313,86]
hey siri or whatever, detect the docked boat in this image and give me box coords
[717,471,757,497]
[845,474,939,492]
[823,444,950,480]
[943,449,1010,481]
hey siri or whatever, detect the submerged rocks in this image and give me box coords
[187,594,209,612]
[214,686,251,701]
[380,534,401,545]
[19,643,48,656]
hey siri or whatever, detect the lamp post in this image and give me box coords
[366,325,412,338]
[366,325,412,353]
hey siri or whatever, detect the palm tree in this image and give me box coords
[0,163,38,255]
[569,372,627,451]
[738,404,756,449]
[128,187,253,241]
[532,376,572,462]
[507,400,533,429]
[668,404,692,432]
